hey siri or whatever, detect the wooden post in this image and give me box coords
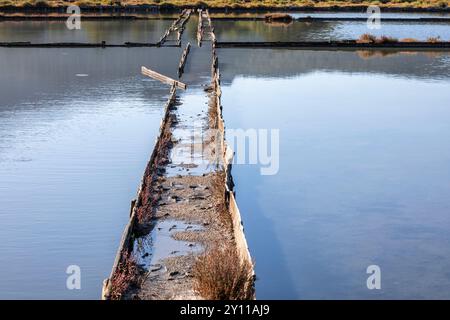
[157,9,191,47]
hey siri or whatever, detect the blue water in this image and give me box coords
[214,20,450,41]
[221,51,450,299]
[0,47,180,299]
[1,18,449,300]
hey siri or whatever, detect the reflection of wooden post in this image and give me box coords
[178,42,191,78]
[157,9,191,47]
[197,9,203,47]
[141,66,187,90]
[206,9,212,27]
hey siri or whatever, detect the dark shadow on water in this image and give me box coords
[232,164,297,299]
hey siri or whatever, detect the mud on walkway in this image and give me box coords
[102,10,253,300]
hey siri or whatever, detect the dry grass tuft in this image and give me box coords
[358,35,446,44]
[264,13,294,23]
[193,246,254,300]
[357,34,399,44]
[356,33,378,43]
[400,37,419,42]
[134,94,176,224]
[377,35,398,43]
[427,36,441,43]
[209,172,231,225]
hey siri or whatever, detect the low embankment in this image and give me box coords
[216,40,450,50]
[102,12,254,300]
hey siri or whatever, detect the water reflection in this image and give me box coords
[214,20,450,41]
[0,16,216,299]
[0,20,172,43]
[218,49,450,82]
[0,47,181,299]
[0,18,449,299]
[211,11,450,19]
[221,50,450,299]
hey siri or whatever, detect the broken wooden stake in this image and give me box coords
[141,66,187,90]
[157,9,191,47]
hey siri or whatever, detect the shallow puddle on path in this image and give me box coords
[166,88,222,177]
[134,219,204,271]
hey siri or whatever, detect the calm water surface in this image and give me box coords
[219,49,450,299]
[0,16,216,299]
[211,11,450,19]
[0,44,182,299]
[0,19,172,43]
[1,18,449,299]
[214,20,450,41]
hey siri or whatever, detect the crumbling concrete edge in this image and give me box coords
[211,43,254,279]
[101,85,177,300]
[102,27,255,300]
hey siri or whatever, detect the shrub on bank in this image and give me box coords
[427,36,442,42]
[193,246,254,300]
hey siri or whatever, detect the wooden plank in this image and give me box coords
[141,66,187,90]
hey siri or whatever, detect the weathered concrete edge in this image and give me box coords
[102,16,254,299]
[101,54,255,298]
[211,45,254,276]
[101,85,177,300]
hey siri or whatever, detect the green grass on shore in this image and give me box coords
[0,0,448,10]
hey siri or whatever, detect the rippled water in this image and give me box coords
[220,49,450,299]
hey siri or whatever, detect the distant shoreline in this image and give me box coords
[0,4,449,14]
